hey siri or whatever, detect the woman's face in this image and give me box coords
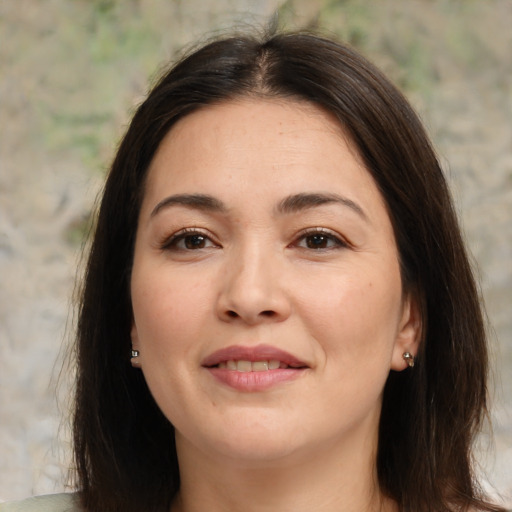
[130,99,419,465]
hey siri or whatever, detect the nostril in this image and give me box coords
[225,310,275,319]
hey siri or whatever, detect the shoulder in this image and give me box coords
[0,494,79,512]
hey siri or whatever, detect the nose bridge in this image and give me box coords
[218,236,289,323]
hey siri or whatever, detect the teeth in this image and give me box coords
[237,360,252,372]
[252,361,268,372]
[217,359,290,371]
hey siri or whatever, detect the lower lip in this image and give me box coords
[205,367,305,392]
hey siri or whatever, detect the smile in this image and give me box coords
[216,360,291,371]
[202,344,308,369]
[202,345,309,391]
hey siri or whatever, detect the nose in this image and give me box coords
[216,244,292,325]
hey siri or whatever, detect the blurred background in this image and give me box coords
[0,0,510,505]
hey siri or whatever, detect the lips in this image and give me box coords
[202,344,308,369]
[202,344,308,392]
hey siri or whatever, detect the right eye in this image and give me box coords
[292,227,349,251]
[161,229,218,251]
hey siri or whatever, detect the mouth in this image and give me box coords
[210,359,307,372]
[202,344,309,371]
[202,345,309,391]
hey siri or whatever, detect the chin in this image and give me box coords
[179,416,305,465]
[209,436,302,467]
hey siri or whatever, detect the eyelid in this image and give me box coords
[159,227,219,250]
[292,227,351,249]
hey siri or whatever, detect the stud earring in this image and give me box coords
[402,352,415,368]
[130,349,141,368]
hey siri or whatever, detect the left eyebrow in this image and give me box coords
[150,193,228,218]
[276,193,369,222]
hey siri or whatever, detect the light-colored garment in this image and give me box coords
[0,494,79,512]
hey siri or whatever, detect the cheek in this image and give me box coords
[131,266,212,356]
[130,269,214,422]
[295,265,403,357]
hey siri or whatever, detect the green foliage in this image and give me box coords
[320,0,373,48]
[14,0,506,177]
[25,1,166,171]
[64,211,95,248]
[277,0,496,99]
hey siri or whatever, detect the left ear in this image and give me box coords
[390,292,422,371]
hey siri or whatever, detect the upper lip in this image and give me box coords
[202,344,308,368]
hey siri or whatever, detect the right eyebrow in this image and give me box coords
[150,194,227,218]
[276,192,369,222]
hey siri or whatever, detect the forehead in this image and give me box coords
[142,98,386,220]
[149,99,362,176]
[153,97,357,160]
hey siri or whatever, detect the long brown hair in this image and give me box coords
[73,31,503,512]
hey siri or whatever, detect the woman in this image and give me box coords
[2,31,505,512]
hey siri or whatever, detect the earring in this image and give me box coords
[130,349,141,368]
[402,352,415,368]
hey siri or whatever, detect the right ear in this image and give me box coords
[390,292,422,372]
[130,322,142,368]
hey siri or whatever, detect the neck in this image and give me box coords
[171,431,396,512]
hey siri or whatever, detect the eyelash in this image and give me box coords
[292,228,349,251]
[160,228,218,251]
[160,227,349,252]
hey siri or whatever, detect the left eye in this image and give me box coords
[162,230,217,251]
[179,234,212,250]
[295,230,346,250]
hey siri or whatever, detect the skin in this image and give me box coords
[130,98,421,512]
